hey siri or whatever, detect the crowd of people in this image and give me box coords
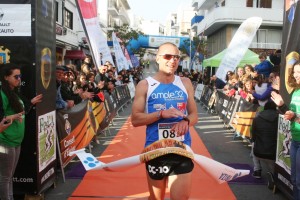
[189,49,300,200]
[1,45,298,200]
[55,55,144,110]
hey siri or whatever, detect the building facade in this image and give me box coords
[55,0,131,67]
[191,0,283,58]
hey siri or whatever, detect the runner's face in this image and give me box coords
[156,44,180,75]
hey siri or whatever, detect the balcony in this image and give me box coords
[119,8,130,24]
[108,0,119,16]
[192,0,200,10]
[198,0,216,9]
[196,7,283,35]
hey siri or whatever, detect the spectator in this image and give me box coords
[271,61,300,199]
[251,101,278,179]
[251,74,272,107]
[239,78,255,103]
[56,66,74,110]
[244,64,255,78]
[254,52,273,78]
[0,63,43,200]
[269,49,281,73]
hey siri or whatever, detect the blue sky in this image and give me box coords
[127,0,191,24]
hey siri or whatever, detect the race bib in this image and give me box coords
[158,123,184,141]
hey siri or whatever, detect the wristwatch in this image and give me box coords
[182,116,190,125]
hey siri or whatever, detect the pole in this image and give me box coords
[189,32,192,71]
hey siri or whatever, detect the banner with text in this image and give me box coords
[216,17,262,82]
[76,0,114,69]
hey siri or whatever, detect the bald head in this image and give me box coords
[157,42,179,55]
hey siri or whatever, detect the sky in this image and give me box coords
[127,0,191,24]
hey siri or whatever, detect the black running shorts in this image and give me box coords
[145,153,194,180]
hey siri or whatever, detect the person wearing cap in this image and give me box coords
[56,66,74,109]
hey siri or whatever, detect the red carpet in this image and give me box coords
[69,117,236,199]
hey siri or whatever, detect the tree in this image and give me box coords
[107,24,145,56]
[180,36,207,60]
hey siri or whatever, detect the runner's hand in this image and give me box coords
[171,120,189,137]
[161,108,185,119]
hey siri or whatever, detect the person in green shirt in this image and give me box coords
[0,63,43,200]
[271,61,300,200]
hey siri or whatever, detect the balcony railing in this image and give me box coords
[108,0,119,16]
[249,42,281,50]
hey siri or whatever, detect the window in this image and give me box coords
[246,0,253,7]
[55,2,58,22]
[64,8,73,29]
[257,0,272,8]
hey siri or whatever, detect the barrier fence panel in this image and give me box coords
[200,85,213,109]
[99,92,116,130]
[56,101,100,167]
[194,84,204,101]
[223,95,241,126]
[215,90,231,121]
[229,98,259,138]
[127,82,136,99]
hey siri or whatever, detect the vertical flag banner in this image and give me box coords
[112,32,129,71]
[216,17,262,82]
[76,0,114,69]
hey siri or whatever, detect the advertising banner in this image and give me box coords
[0,0,57,195]
[216,17,262,82]
[274,115,293,198]
[76,0,114,69]
[56,101,106,167]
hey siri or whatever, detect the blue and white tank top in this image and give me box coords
[145,76,191,147]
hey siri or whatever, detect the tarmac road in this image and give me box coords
[44,62,289,200]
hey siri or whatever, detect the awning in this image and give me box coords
[64,50,86,60]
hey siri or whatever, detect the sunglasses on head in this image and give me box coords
[13,74,22,80]
[159,54,180,60]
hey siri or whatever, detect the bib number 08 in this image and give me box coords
[158,123,184,141]
[162,129,176,139]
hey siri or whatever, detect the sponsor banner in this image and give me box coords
[76,0,114,69]
[214,89,230,120]
[224,95,240,126]
[148,36,180,48]
[274,114,293,198]
[56,101,107,167]
[0,4,31,36]
[230,98,258,138]
[216,17,262,82]
[199,85,213,108]
[276,115,291,172]
[38,111,56,172]
[5,0,57,194]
